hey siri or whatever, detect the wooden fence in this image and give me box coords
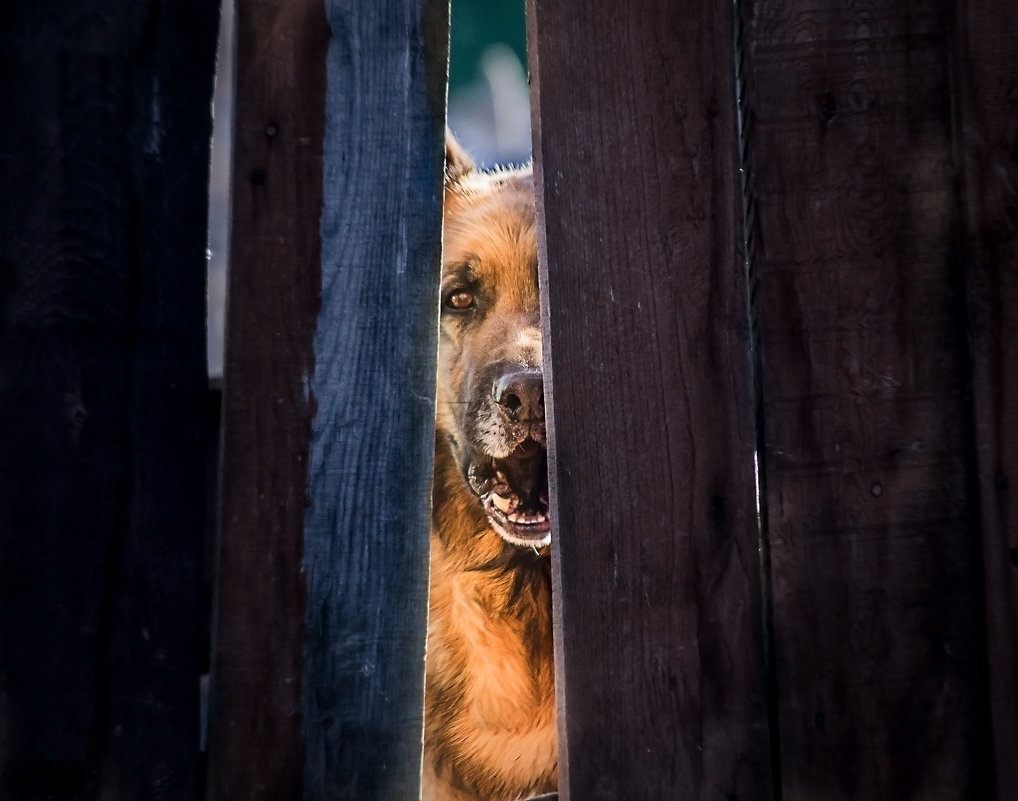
[1,0,1016,800]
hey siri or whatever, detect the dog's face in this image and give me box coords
[436,140,550,549]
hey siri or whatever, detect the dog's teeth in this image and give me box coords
[507,511,547,525]
[491,493,514,514]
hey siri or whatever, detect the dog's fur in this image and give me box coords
[422,136,557,801]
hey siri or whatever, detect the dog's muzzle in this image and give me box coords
[468,367,551,548]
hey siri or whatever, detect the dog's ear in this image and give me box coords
[445,131,476,185]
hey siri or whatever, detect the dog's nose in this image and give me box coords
[493,368,544,421]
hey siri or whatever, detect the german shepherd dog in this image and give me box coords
[422,136,557,801]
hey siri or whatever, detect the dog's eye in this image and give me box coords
[445,290,475,311]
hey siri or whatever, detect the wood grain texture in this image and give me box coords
[300,2,447,799]
[0,1,217,798]
[954,0,1018,797]
[740,0,990,797]
[527,1,771,798]
[205,0,328,799]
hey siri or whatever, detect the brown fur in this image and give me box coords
[423,138,557,801]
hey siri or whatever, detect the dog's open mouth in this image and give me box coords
[467,439,550,548]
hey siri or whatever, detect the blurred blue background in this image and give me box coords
[448,0,531,167]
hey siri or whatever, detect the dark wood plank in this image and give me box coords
[954,0,1018,797]
[740,0,991,797]
[0,1,218,798]
[301,2,447,798]
[527,1,771,798]
[204,0,328,798]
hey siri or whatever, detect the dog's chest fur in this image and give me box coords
[423,448,557,800]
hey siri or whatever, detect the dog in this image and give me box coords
[422,135,557,801]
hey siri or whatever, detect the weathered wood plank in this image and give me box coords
[205,0,328,798]
[0,1,218,798]
[208,1,447,799]
[954,0,1018,797]
[527,1,771,798]
[740,0,991,797]
[301,2,447,798]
